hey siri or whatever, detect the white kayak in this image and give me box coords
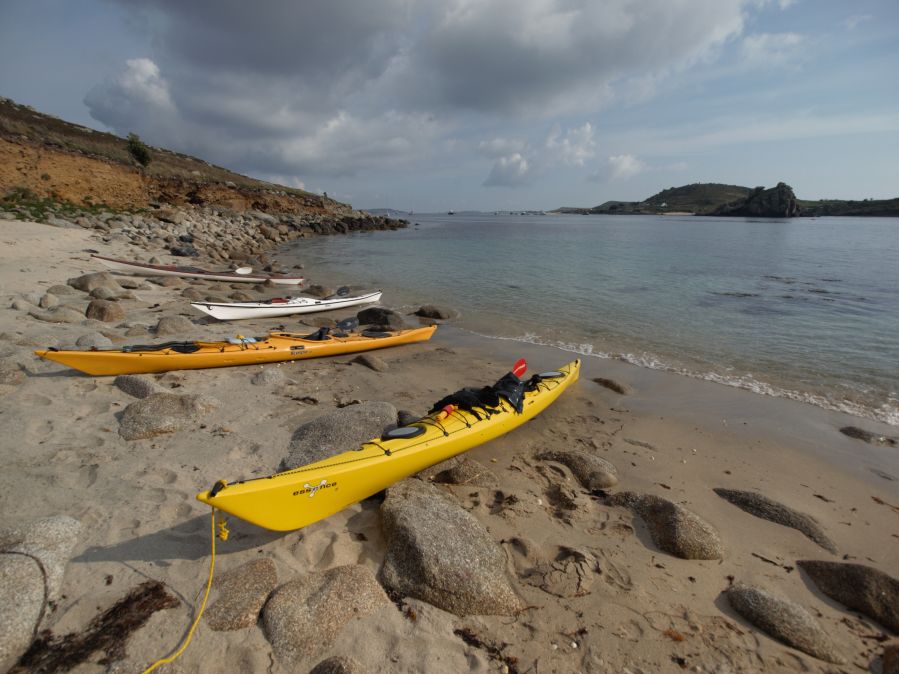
[92,254,305,285]
[190,290,383,320]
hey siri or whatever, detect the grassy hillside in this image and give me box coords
[554,183,752,215]
[554,182,899,217]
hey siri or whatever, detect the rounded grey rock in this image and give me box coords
[280,401,397,470]
[727,583,844,663]
[379,479,521,616]
[606,491,724,560]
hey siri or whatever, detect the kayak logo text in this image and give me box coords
[294,480,337,497]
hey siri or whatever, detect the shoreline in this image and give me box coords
[1,218,898,673]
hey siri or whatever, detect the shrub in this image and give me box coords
[127,133,151,167]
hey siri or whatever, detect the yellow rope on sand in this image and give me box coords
[141,508,222,673]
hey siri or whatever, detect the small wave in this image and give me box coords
[471,329,899,427]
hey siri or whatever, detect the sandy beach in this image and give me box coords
[1,217,897,674]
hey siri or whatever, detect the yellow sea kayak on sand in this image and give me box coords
[34,325,436,376]
[197,358,580,531]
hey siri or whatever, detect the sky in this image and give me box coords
[1,0,897,212]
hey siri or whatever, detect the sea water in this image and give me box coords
[284,213,899,426]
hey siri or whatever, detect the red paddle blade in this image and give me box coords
[512,358,527,378]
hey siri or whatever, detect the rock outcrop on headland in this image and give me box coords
[709,182,800,217]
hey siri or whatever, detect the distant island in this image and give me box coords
[553,182,899,217]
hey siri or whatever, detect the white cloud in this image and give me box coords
[608,154,646,179]
[84,1,768,187]
[484,153,532,187]
[545,123,597,167]
[481,123,597,187]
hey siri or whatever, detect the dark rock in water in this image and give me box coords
[169,244,199,257]
[606,491,724,559]
[379,479,521,616]
[67,271,122,293]
[310,656,370,674]
[352,354,388,372]
[414,305,458,320]
[357,307,404,329]
[710,182,800,217]
[280,401,397,470]
[713,488,837,553]
[797,560,899,633]
[592,377,631,395]
[206,558,278,631]
[431,458,498,487]
[118,392,219,440]
[178,233,195,243]
[726,583,844,663]
[262,565,389,663]
[537,449,618,490]
[840,425,897,447]
[85,299,125,322]
[154,315,195,336]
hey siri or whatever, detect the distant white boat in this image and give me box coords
[191,289,383,320]
[93,254,305,285]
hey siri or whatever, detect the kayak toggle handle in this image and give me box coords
[209,480,229,498]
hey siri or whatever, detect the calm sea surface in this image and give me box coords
[285,214,899,425]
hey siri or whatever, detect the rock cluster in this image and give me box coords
[4,204,408,264]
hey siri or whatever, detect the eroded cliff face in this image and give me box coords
[711,182,800,218]
[0,138,340,216]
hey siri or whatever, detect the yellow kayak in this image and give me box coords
[34,325,436,376]
[197,358,580,531]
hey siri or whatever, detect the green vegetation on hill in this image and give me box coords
[554,182,899,217]
[554,183,752,215]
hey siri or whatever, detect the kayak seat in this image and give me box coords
[121,341,202,354]
[301,327,332,341]
[361,329,391,338]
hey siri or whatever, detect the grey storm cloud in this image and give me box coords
[85,0,750,180]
